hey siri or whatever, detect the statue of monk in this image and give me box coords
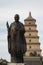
[6,14,27,63]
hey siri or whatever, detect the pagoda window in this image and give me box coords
[29,39,31,42]
[29,22,31,24]
[29,28,31,30]
[29,46,31,49]
[29,34,31,36]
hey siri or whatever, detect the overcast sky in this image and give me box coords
[0,0,43,61]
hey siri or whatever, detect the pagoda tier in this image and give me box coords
[24,12,41,57]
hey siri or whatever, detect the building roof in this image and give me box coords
[24,12,36,21]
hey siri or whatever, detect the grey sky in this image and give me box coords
[0,0,43,61]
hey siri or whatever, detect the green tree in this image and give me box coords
[30,51,37,56]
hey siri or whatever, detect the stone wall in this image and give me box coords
[24,57,42,65]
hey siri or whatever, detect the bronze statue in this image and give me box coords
[6,14,27,63]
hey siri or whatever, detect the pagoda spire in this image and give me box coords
[29,12,32,17]
[24,12,36,21]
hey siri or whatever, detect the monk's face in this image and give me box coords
[14,14,19,22]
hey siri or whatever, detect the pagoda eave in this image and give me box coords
[24,24,37,27]
[25,30,38,32]
[25,36,39,38]
[27,43,40,45]
[24,19,36,21]
[27,49,42,52]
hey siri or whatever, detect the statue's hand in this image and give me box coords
[6,21,9,29]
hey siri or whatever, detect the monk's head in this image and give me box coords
[14,14,20,22]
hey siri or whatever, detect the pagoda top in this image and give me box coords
[24,12,36,21]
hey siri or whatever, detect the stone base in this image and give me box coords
[7,63,26,65]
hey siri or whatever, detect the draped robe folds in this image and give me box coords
[8,22,26,55]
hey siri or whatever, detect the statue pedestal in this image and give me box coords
[7,63,26,65]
